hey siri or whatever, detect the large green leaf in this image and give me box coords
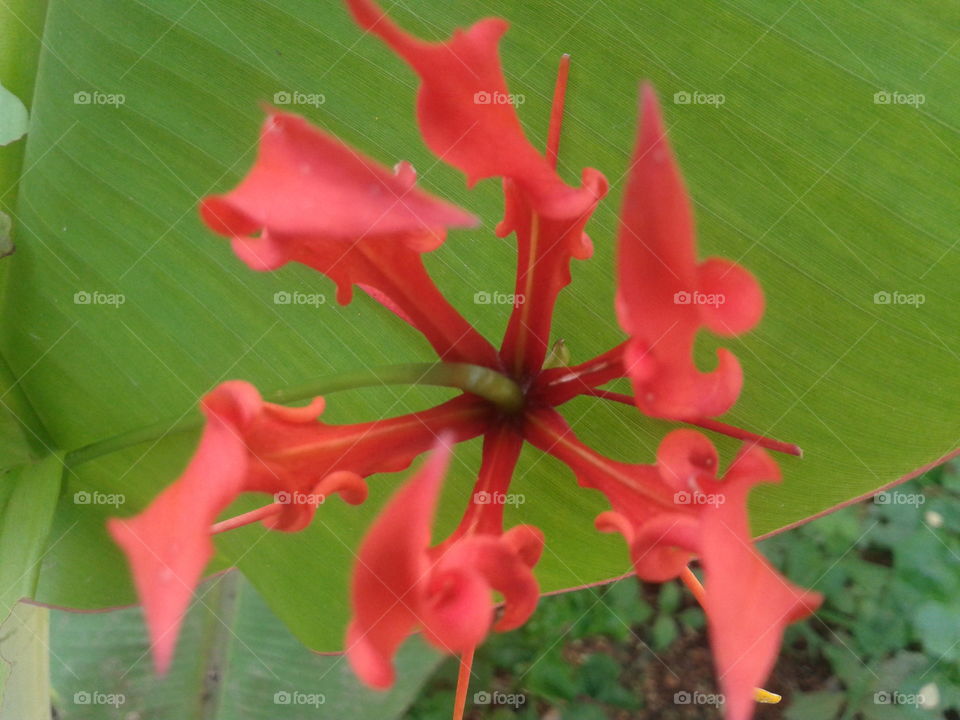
[1,0,957,653]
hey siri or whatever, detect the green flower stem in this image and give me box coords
[65,362,522,468]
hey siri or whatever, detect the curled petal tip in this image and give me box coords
[594,510,633,539]
[656,429,718,492]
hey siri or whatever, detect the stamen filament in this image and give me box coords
[525,411,677,510]
[587,389,803,457]
[681,566,782,706]
[210,503,281,534]
[452,646,475,720]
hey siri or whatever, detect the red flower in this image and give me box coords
[108,2,817,717]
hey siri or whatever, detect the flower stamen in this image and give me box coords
[681,566,783,707]
[589,389,802,457]
[452,646,475,720]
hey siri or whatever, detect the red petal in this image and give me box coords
[238,393,489,498]
[696,258,764,337]
[345,0,598,218]
[107,381,255,674]
[420,566,494,652]
[201,111,475,239]
[596,511,697,583]
[431,529,544,635]
[615,84,763,419]
[700,446,821,720]
[347,438,453,688]
[200,110,496,364]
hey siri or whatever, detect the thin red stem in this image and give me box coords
[587,389,803,457]
[452,647,475,720]
[210,503,281,534]
[443,426,524,547]
[524,409,677,511]
[546,54,570,169]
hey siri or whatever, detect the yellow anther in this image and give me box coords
[754,688,782,704]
